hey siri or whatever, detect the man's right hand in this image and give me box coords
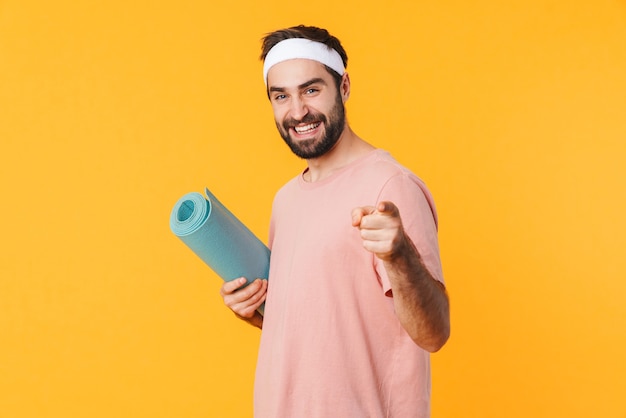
[220,277,267,329]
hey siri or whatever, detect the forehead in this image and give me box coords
[266,58,332,90]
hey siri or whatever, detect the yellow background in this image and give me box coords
[1,0,625,417]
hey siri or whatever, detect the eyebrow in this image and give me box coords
[268,77,327,93]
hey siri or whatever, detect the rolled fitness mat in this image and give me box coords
[170,187,269,314]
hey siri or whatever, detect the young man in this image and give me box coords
[220,25,450,418]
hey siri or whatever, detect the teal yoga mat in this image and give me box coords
[169,187,270,314]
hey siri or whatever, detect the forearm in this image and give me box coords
[384,233,450,352]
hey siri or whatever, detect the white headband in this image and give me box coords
[263,38,345,84]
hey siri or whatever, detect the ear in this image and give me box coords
[340,72,351,102]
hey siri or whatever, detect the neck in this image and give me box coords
[303,126,375,182]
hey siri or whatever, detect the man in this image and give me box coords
[220,25,450,417]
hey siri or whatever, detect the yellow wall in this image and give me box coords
[1,1,625,417]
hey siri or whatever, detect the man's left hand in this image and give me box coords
[351,201,406,261]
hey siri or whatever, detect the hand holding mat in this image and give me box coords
[169,188,270,314]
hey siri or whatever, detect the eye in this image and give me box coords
[273,94,287,102]
[305,88,319,95]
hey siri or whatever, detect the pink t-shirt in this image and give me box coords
[254,149,443,418]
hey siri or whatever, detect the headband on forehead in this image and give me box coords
[262,38,345,85]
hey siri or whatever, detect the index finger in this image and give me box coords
[351,205,376,227]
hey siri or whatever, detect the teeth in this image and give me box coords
[294,122,320,134]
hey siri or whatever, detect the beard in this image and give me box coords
[275,93,346,160]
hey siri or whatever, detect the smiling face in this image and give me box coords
[267,59,348,160]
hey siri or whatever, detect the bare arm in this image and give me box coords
[220,277,267,329]
[352,201,450,352]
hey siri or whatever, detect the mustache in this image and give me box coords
[282,112,327,130]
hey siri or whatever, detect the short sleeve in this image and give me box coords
[373,172,444,296]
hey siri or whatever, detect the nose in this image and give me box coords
[289,96,309,121]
